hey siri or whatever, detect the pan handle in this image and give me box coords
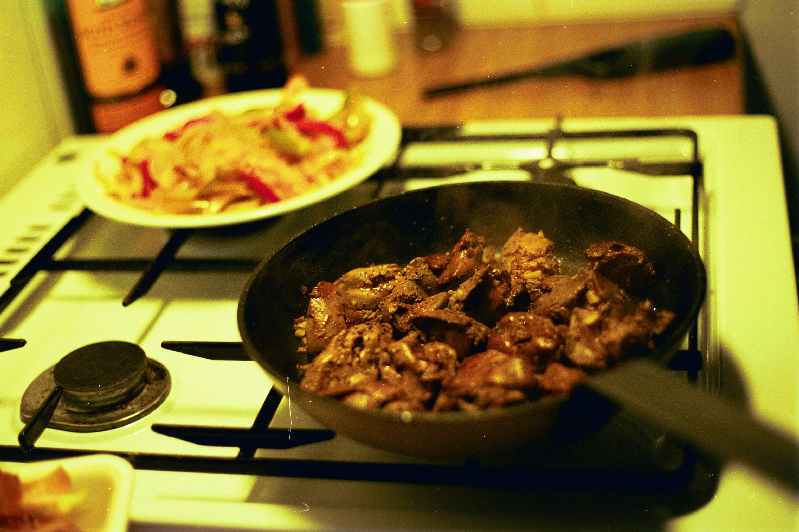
[586,359,799,495]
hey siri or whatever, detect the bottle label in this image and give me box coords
[91,85,165,133]
[68,0,161,98]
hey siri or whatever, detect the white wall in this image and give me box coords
[0,1,74,198]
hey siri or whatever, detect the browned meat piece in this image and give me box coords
[342,372,430,411]
[389,338,458,383]
[448,263,490,312]
[301,364,379,398]
[437,350,537,410]
[502,228,552,257]
[565,307,609,369]
[377,278,428,328]
[438,230,486,285]
[533,270,592,323]
[340,260,442,333]
[401,257,440,293]
[534,269,630,324]
[298,281,348,354]
[300,322,393,396]
[468,267,513,324]
[487,312,562,368]
[411,308,489,359]
[499,228,560,305]
[565,301,675,370]
[423,252,450,273]
[394,292,450,333]
[584,269,628,307]
[333,263,401,312]
[419,342,459,381]
[586,241,656,295]
[600,300,674,358]
[335,263,402,292]
[415,291,450,312]
[537,363,586,395]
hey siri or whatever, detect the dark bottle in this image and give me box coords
[292,0,323,56]
[149,0,204,106]
[413,0,459,53]
[51,0,168,133]
[213,0,288,92]
[43,0,94,133]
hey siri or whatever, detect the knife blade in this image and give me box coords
[423,27,735,98]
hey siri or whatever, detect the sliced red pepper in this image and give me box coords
[294,119,349,148]
[283,103,306,122]
[174,164,191,180]
[137,160,158,198]
[238,170,280,203]
[163,116,212,141]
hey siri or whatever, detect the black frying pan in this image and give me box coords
[238,182,798,493]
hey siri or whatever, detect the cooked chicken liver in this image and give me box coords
[586,240,656,295]
[297,229,674,413]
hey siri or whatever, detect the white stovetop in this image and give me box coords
[0,116,796,530]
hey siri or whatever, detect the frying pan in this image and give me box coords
[238,182,798,493]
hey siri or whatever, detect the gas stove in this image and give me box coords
[0,116,796,530]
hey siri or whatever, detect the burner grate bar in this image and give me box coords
[401,124,699,157]
[122,229,193,307]
[0,338,26,352]
[44,258,259,272]
[0,209,92,315]
[0,445,706,495]
[238,388,287,459]
[152,424,335,449]
[161,341,249,360]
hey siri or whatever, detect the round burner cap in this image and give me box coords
[53,341,147,395]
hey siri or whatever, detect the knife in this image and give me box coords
[423,27,735,98]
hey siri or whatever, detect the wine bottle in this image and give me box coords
[149,0,203,106]
[65,0,167,133]
[213,0,288,93]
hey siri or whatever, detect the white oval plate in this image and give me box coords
[77,88,401,228]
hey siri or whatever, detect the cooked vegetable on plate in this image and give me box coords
[98,76,373,215]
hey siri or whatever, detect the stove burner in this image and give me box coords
[55,341,148,411]
[20,341,170,432]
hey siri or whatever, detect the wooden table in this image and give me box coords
[287,15,742,125]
